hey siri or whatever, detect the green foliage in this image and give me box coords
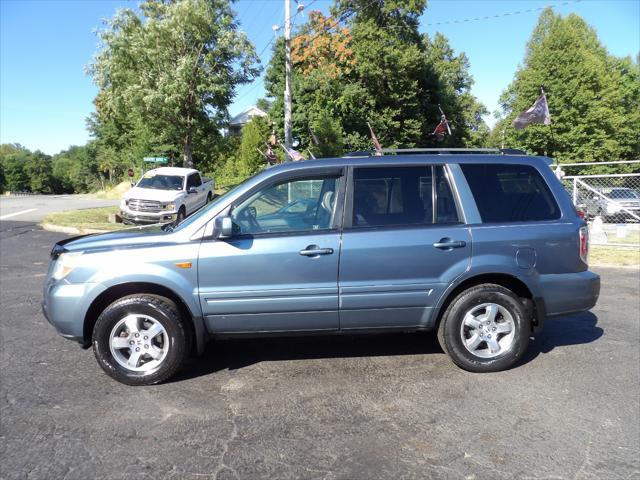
[495,9,640,170]
[24,151,54,194]
[238,116,272,176]
[51,144,103,193]
[310,110,344,157]
[0,144,30,192]
[88,0,260,169]
[264,2,488,153]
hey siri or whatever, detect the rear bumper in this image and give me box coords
[539,270,600,317]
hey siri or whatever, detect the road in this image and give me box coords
[0,222,639,480]
[0,194,119,222]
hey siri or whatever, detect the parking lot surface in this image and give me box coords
[1,221,639,480]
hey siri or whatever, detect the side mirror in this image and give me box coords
[214,215,234,238]
[188,186,197,194]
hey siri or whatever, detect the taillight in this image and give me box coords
[577,209,586,220]
[579,226,589,264]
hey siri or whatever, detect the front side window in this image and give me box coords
[351,166,459,227]
[187,173,201,188]
[460,163,560,222]
[231,176,339,235]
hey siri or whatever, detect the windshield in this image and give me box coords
[609,189,639,199]
[167,179,249,232]
[137,174,184,191]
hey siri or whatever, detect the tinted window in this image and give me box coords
[187,173,201,188]
[352,166,459,227]
[232,176,339,235]
[461,164,560,222]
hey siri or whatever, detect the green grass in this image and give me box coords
[42,207,126,232]
[590,245,640,267]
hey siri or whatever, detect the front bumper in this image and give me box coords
[42,280,106,345]
[539,270,600,317]
[120,208,177,224]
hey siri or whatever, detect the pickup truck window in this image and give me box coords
[231,176,338,235]
[461,163,560,222]
[137,174,183,190]
[187,173,202,188]
[352,166,458,227]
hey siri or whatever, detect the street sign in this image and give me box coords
[143,157,169,163]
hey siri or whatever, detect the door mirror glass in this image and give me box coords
[214,215,234,238]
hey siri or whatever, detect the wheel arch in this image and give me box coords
[432,272,541,333]
[83,282,206,355]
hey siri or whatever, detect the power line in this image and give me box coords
[424,0,580,27]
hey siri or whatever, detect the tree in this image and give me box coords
[310,110,344,157]
[237,116,272,176]
[265,2,488,153]
[24,151,54,193]
[495,9,640,167]
[0,144,30,192]
[88,0,260,168]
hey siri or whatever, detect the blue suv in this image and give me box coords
[42,150,600,385]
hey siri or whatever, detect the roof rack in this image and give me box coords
[343,148,527,157]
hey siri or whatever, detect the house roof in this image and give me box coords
[229,106,268,127]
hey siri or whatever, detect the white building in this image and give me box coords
[227,106,268,136]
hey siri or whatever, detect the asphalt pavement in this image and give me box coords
[0,194,119,222]
[0,221,639,480]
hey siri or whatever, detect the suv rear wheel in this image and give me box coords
[92,294,188,385]
[437,284,530,372]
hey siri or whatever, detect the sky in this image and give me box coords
[1,0,638,155]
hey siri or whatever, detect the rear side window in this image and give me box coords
[352,166,459,227]
[461,164,560,222]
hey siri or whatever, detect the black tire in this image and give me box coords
[437,284,530,373]
[207,192,213,203]
[176,206,186,223]
[92,294,188,385]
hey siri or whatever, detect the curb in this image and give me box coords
[41,223,110,235]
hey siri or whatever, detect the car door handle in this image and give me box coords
[299,246,334,257]
[433,239,467,249]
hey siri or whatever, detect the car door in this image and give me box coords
[192,173,207,208]
[338,164,471,329]
[197,169,345,333]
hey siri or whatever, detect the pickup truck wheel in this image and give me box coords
[437,284,530,373]
[176,207,186,223]
[207,192,212,203]
[92,294,188,385]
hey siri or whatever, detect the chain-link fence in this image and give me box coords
[553,160,640,248]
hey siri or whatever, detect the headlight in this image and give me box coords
[52,252,83,280]
[120,199,127,209]
[164,203,175,211]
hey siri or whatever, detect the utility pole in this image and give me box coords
[283,0,293,161]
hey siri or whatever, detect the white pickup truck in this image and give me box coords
[120,167,214,224]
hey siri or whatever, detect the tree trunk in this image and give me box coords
[183,132,194,168]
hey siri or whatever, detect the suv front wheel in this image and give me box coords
[438,284,530,372]
[92,294,188,385]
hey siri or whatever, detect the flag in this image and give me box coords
[367,122,384,156]
[432,106,452,142]
[513,90,551,129]
[288,148,306,161]
[279,141,306,161]
[433,115,451,141]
